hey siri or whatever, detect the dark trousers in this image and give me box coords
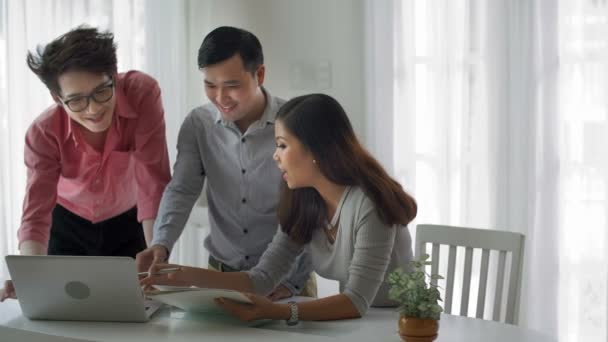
[47,204,146,258]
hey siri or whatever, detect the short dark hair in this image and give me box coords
[276,94,418,244]
[26,26,118,95]
[197,26,263,73]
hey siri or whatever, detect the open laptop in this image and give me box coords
[5,255,162,322]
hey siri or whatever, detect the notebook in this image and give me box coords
[5,255,162,322]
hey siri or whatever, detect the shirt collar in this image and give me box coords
[113,74,138,119]
[62,106,75,144]
[214,87,277,128]
[330,186,353,226]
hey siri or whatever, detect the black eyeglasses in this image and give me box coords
[61,79,115,112]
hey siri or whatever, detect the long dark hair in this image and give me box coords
[277,94,417,244]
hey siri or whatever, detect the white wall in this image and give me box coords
[180,0,367,298]
[185,0,366,140]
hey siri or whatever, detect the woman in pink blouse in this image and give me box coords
[0,26,171,301]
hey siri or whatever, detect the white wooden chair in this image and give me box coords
[415,224,525,325]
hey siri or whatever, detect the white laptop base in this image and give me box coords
[6,255,161,322]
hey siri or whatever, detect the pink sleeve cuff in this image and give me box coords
[137,196,161,222]
[18,228,49,249]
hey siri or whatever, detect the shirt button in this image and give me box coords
[243,229,248,234]
[241,169,246,174]
[241,137,246,143]
[241,198,247,204]
[94,179,100,184]
[245,255,249,260]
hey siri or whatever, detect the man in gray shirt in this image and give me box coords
[136,26,315,299]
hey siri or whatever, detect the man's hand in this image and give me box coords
[135,244,168,273]
[267,284,294,302]
[2,239,48,302]
[0,280,16,302]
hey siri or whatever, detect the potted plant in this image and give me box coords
[387,254,444,342]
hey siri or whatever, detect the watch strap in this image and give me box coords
[286,301,299,326]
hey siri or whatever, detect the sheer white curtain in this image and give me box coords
[556,1,608,341]
[0,0,204,281]
[366,0,606,340]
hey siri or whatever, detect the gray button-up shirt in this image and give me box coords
[151,89,312,293]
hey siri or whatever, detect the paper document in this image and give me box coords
[146,287,252,313]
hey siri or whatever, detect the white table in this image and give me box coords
[0,300,555,342]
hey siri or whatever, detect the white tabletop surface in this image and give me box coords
[0,300,556,342]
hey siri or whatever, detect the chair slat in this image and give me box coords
[460,247,473,316]
[444,245,457,313]
[416,224,522,251]
[506,236,525,324]
[431,243,440,286]
[476,249,490,319]
[493,250,507,321]
[415,239,426,260]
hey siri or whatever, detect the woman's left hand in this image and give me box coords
[215,293,286,322]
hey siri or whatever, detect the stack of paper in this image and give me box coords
[147,287,252,313]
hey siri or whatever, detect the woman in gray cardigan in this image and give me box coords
[141,94,417,323]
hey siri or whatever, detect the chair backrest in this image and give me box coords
[415,224,525,325]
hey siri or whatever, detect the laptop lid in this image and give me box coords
[5,255,160,322]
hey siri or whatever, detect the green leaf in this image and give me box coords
[387,254,444,320]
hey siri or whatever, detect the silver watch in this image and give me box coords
[286,301,299,326]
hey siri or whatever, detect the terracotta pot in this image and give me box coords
[398,316,439,342]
